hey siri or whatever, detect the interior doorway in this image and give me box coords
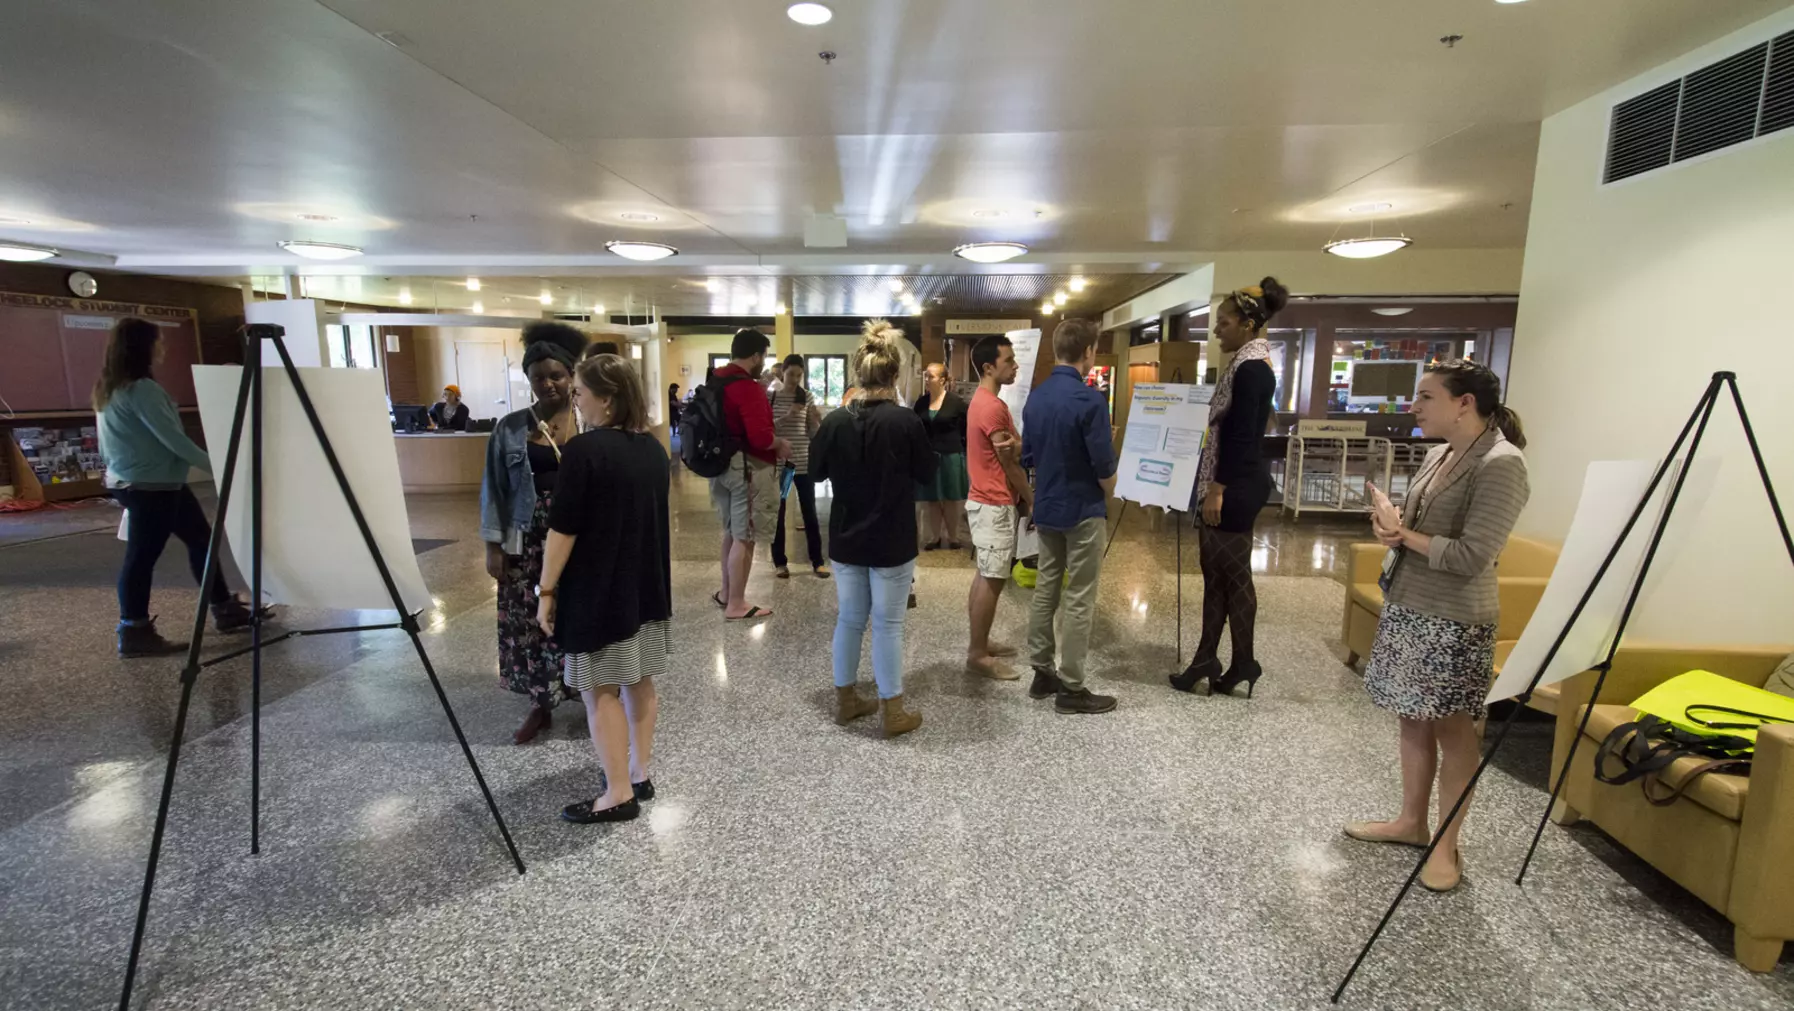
[454,341,513,420]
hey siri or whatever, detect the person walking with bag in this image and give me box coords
[1344,360,1530,894]
[812,327,936,738]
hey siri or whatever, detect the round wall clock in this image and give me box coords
[67,271,98,297]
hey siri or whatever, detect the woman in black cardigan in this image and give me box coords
[914,363,970,549]
[1171,277,1289,700]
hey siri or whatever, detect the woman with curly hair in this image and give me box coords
[480,321,588,744]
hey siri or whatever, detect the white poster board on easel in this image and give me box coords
[1115,383,1212,510]
[1487,457,1717,704]
[998,328,1042,434]
[192,365,433,614]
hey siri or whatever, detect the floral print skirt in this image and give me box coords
[497,489,566,709]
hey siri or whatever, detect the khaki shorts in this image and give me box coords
[966,500,1018,580]
[710,455,779,542]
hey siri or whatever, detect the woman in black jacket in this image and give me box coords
[914,363,969,549]
[1171,277,1289,700]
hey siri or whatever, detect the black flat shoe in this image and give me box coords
[560,798,642,824]
[1170,655,1223,695]
[632,779,655,802]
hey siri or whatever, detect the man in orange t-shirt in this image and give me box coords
[964,335,1035,680]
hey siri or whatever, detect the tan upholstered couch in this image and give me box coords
[1341,536,1558,700]
[1551,646,1794,971]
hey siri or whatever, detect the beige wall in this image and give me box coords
[1505,7,1794,645]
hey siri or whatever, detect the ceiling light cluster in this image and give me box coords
[952,242,1027,264]
[606,240,678,262]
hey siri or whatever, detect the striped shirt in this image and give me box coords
[770,384,815,471]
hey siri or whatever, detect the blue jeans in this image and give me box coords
[831,559,916,699]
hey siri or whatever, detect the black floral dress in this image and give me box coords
[497,443,565,708]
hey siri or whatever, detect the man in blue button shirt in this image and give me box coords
[1020,319,1118,714]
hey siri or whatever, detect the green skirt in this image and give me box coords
[917,452,970,502]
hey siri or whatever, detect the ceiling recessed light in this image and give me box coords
[465,277,482,291]
[1040,302,1055,315]
[593,303,606,315]
[1324,236,1413,259]
[1053,291,1069,306]
[953,241,1028,263]
[0,241,59,262]
[787,2,833,26]
[539,291,553,306]
[775,303,789,315]
[617,211,662,223]
[1068,276,1087,293]
[606,240,678,261]
[397,288,413,306]
[277,240,362,260]
[471,301,484,314]
[295,213,339,222]
[1371,307,1416,316]
[889,279,905,293]
[1347,202,1395,214]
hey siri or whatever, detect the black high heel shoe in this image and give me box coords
[1169,655,1223,694]
[1211,660,1264,699]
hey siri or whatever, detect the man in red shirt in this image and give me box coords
[710,328,788,621]
[964,335,1034,679]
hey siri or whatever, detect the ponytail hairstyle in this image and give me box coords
[1425,358,1526,449]
[1224,276,1291,331]
[852,318,905,399]
[574,353,650,432]
[93,317,160,412]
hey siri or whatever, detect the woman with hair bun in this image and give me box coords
[1344,358,1529,894]
[480,321,587,744]
[1171,277,1289,700]
[811,323,937,738]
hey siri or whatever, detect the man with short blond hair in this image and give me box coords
[1021,318,1117,714]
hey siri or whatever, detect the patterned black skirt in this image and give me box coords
[496,489,566,708]
[1364,601,1495,721]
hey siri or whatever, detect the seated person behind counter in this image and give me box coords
[430,385,471,431]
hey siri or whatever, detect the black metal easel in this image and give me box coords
[1332,371,1794,1002]
[117,324,527,1011]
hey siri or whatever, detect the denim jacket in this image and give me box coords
[479,408,539,554]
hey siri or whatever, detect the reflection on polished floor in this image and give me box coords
[0,471,1788,1010]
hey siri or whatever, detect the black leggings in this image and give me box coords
[772,471,825,569]
[1193,473,1269,666]
[114,487,231,622]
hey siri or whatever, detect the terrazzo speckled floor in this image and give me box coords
[0,473,1788,1010]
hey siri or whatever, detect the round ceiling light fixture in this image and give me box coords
[539,291,554,306]
[969,208,1009,219]
[953,241,1028,264]
[0,241,59,262]
[277,240,363,260]
[1039,302,1056,315]
[787,2,833,26]
[465,276,481,291]
[1323,236,1413,259]
[606,240,678,261]
[295,213,339,222]
[593,303,606,315]
[1371,307,1416,316]
[617,211,662,223]
[1347,201,1394,214]
[1053,291,1069,306]
[1068,276,1088,293]
[1495,0,1529,4]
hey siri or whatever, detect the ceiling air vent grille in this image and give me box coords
[1763,30,1794,135]
[1604,30,1794,184]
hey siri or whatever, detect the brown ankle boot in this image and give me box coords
[881,695,922,738]
[834,686,878,725]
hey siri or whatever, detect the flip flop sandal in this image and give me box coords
[725,606,772,622]
[711,591,726,608]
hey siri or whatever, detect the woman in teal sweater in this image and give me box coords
[95,318,256,657]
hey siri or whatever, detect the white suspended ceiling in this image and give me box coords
[0,0,1779,283]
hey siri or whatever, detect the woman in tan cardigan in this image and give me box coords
[1345,360,1530,893]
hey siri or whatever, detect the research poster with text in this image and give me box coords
[1115,383,1211,510]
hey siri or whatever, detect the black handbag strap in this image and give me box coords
[1684,704,1793,732]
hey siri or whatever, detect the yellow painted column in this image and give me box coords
[774,309,794,361]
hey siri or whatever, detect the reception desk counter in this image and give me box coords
[394,432,488,493]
